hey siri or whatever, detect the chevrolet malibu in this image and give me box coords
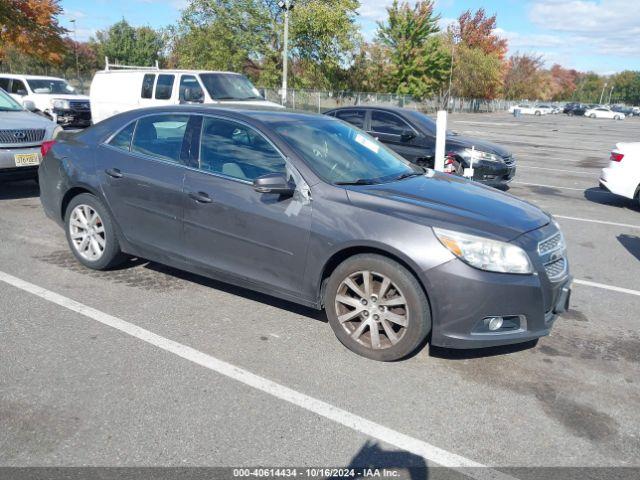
[39,106,572,361]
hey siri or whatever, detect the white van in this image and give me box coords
[90,64,283,123]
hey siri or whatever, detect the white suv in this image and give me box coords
[600,143,640,207]
[0,74,91,127]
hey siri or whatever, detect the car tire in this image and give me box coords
[324,254,431,361]
[614,115,620,120]
[535,111,541,116]
[64,193,127,270]
[590,114,596,118]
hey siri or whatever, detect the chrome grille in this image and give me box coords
[0,129,45,144]
[544,257,567,280]
[538,232,564,255]
[69,100,90,111]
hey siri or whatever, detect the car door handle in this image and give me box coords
[105,168,123,179]
[188,191,213,203]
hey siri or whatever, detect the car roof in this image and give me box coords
[0,74,66,81]
[96,69,245,75]
[326,105,413,115]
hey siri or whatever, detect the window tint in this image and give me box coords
[10,80,27,95]
[335,110,365,129]
[0,78,9,91]
[109,122,136,151]
[155,74,175,100]
[141,74,155,99]
[131,114,189,163]
[199,117,285,181]
[179,75,204,103]
[370,111,410,136]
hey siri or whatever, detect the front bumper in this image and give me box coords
[423,223,571,349]
[0,146,41,181]
[52,108,92,127]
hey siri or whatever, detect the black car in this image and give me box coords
[612,105,634,117]
[38,105,570,361]
[563,103,587,116]
[324,106,516,187]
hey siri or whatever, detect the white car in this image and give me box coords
[0,74,91,127]
[508,104,548,115]
[585,107,625,120]
[600,143,640,207]
[90,61,283,123]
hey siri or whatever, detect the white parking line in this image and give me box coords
[512,181,588,191]
[554,215,640,230]
[574,279,640,297]
[0,270,514,480]
[517,165,594,176]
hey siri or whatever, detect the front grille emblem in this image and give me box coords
[13,131,26,139]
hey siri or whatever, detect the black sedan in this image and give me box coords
[324,106,516,187]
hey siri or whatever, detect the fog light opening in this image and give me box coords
[487,316,504,331]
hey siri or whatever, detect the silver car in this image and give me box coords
[0,88,60,182]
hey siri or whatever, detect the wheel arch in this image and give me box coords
[60,185,103,221]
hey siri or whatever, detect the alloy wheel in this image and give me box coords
[334,270,409,350]
[69,204,106,261]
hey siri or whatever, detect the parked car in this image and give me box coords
[585,107,625,120]
[535,104,555,114]
[324,106,516,187]
[39,106,571,361]
[564,103,587,116]
[0,88,60,182]
[508,104,547,115]
[632,107,640,116]
[599,143,640,207]
[90,63,282,123]
[0,74,91,128]
[611,105,635,117]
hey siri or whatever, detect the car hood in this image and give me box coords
[34,94,89,101]
[446,133,511,158]
[0,110,56,129]
[345,172,549,242]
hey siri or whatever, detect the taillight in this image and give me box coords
[41,140,56,157]
[610,151,624,162]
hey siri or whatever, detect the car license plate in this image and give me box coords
[14,153,40,167]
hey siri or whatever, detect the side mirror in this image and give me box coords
[16,89,28,96]
[400,129,416,142]
[253,173,295,196]
[183,87,204,103]
[22,100,37,111]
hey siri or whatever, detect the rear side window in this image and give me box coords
[370,111,410,136]
[109,122,136,151]
[141,74,155,99]
[155,74,175,100]
[0,78,9,91]
[131,114,189,163]
[335,110,366,129]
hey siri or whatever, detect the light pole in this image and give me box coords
[70,19,80,81]
[278,0,293,106]
[607,85,614,105]
[599,82,607,105]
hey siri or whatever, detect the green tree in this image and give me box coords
[170,0,361,89]
[610,70,640,105]
[92,19,163,67]
[450,43,503,99]
[376,0,449,99]
[573,72,606,103]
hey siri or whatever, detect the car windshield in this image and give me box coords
[0,89,24,111]
[272,117,421,185]
[26,78,76,94]
[198,73,263,101]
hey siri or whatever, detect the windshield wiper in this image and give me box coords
[392,169,425,181]
[335,178,378,186]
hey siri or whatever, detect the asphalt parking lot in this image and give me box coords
[1,112,639,479]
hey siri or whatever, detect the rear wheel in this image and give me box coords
[64,193,127,270]
[590,114,596,118]
[324,254,431,361]
[535,111,541,116]
[614,115,621,120]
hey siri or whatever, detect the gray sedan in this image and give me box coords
[38,106,572,361]
[0,88,60,182]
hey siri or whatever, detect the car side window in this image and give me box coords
[370,111,410,136]
[108,122,136,152]
[141,74,156,99]
[199,117,286,182]
[155,74,175,100]
[10,79,27,95]
[179,75,204,103]
[335,110,366,129]
[0,78,9,92]
[131,114,189,163]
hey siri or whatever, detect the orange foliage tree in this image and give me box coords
[0,0,67,63]
[451,8,507,60]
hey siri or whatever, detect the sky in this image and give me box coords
[59,0,640,75]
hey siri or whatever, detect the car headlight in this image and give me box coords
[51,99,70,109]
[459,148,503,163]
[433,227,534,274]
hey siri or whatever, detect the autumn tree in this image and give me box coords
[376,0,450,99]
[347,42,393,92]
[450,8,507,59]
[548,64,579,100]
[503,53,546,99]
[0,0,66,64]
